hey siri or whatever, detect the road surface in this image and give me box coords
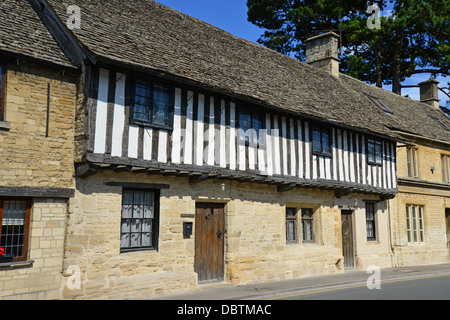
[269,274,450,300]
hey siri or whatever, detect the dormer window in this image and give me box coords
[429,115,450,132]
[365,93,393,114]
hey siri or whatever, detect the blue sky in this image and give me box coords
[156,0,447,104]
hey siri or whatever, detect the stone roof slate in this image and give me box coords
[45,0,450,144]
[341,74,450,144]
[0,0,74,69]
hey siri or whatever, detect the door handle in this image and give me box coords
[216,229,222,239]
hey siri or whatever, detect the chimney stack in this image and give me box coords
[305,32,340,77]
[418,78,440,109]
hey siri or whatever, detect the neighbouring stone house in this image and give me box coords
[1,0,449,300]
[0,0,79,299]
[339,74,450,268]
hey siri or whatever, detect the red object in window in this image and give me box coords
[0,248,5,257]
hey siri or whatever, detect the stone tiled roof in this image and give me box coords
[44,0,450,144]
[341,74,450,144]
[0,0,74,68]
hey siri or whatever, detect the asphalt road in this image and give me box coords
[270,274,450,300]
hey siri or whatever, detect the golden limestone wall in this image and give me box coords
[391,192,449,267]
[0,62,77,188]
[0,199,68,299]
[396,140,450,184]
[0,61,77,299]
[393,139,450,267]
[62,170,393,299]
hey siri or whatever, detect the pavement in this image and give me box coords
[154,263,450,300]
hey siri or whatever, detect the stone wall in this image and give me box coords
[61,170,392,299]
[393,137,450,267]
[0,61,78,299]
[0,61,77,188]
[0,199,68,299]
[391,191,450,267]
[396,137,450,183]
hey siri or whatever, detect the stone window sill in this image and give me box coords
[0,121,11,131]
[0,260,34,269]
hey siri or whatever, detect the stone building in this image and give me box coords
[1,0,449,300]
[0,0,79,299]
[340,75,450,268]
[33,0,404,299]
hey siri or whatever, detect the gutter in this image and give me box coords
[391,130,450,147]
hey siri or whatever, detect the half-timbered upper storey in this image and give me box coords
[33,0,403,197]
[84,66,397,196]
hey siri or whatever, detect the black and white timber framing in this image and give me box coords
[82,68,397,197]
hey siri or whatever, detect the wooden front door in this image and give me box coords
[341,210,354,269]
[195,203,225,282]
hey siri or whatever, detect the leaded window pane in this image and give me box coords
[366,203,376,240]
[286,208,297,243]
[1,200,28,257]
[312,128,322,153]
[121,190,158,251]
[132,79,171,127]
[287,221,296,242]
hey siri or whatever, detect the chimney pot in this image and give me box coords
[418,78,440,109]
[305,32,340,77]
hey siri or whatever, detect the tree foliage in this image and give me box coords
[247,0,450,95]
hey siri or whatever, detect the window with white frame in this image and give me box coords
[406,205,424,243]
[406,147,419,178]
[442,154,450,183]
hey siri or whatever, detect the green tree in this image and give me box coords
[247,0,450,95]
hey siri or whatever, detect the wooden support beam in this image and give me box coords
[335,188,354,198]
[114,165,132,173]
[188,173,209,184]
[277,183,296,193]
[162,169,178,176]
[380,194,396,201]
[130,167,148,173]
[0,186,74,198]
[75,163,98,177]
[104,182,170,189]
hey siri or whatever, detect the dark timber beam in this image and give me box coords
[104,182,170,189]
[75,163,99,177]
[277,183,297,193]
[0,186,74,198]
[335,188,354,198]
[188,173,209,184]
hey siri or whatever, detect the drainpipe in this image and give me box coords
[387,198,398,267]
